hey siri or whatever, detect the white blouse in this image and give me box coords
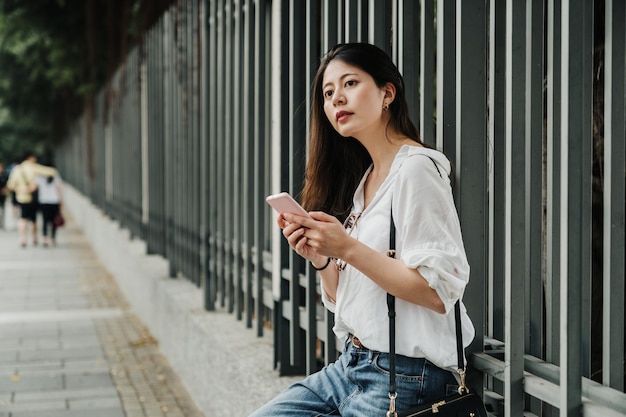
[321,145,475,370]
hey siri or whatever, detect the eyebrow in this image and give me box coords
[322,73,359,90]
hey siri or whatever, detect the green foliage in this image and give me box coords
[0,0,174,165]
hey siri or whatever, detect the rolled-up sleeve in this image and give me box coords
[393,155,470,314]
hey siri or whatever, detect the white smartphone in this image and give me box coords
[265,192,311,218]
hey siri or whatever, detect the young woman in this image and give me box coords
[251,43,475,416]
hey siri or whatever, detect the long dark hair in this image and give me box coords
[300,43,423,221]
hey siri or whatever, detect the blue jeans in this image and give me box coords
[249,339,458,416]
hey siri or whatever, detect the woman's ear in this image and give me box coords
[383,82,396,104]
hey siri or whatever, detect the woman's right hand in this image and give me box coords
[277,214,327,267]
[278,212,342,303]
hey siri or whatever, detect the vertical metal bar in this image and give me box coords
[486,1,505,404]
[546,2,562,389]
[172,7,180,278]
[183,0,189,281]
[193,0,202,285]
[525,0,544,359]
[436,0,456,157]
[241,0,254,323]
[454,0,487,390]
[223,0,234,309]
[559,0,593,413]
[180,1,188,280]
[159,17,167,257]
[189,0,196,283]
[216,0,226,306]
[253,0,268,335]
[419,0,433,144]
[336,0,345,44]
[580,3,593,383]
[358,0,367,41]
[305,24,316,352]
[232,0,243,314]
[504,1,526,415]
[271,0,287,369]
[200,0,210,304]
[345,0,358,41]
[189,1,195,281]
[391,0,398,62]
[165,9,176,278]
[488,0,506,346]
[399,0,420,139]
[603,0,626,392]
[207,0,218,310]
[305,0,322,375]
[322,0,338,52]
[525,0,545,412]
[174,6,182,280]
[148,23,155,254]
[368,0,391,54]
[157,21,165,256]
[284,0,307,375]
[146,28,154,254]
[188,0,195,282]
[135,51,143,239]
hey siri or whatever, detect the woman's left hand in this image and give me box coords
[283,211,351,260]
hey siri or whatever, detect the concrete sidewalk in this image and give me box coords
[0,212,205,417]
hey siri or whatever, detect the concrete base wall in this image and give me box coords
[63,185,299,416]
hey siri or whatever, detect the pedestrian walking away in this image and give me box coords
[6,152,58,247]
[250,43,476,416]
[36,171,63,247]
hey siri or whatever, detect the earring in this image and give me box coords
[383,102,389,112]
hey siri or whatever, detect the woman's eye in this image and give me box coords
[346,80,356,87]
[324,90,333,98]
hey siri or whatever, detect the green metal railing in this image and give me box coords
[54,1,625,416]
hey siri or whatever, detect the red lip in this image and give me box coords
[336,110,352,122]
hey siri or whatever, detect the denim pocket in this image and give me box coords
[371,353,425,382]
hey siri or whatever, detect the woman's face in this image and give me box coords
[321,60,387,139]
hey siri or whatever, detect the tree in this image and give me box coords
[0,0,173,164]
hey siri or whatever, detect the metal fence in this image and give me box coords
[54,0,625,416]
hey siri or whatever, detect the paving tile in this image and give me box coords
[15,360,63,373]
[14,387,118,402]
[0,391,11,404]
[4,325,58,338]
[4,399,66,412]
[69,396,122,410]
[60,335,100,349]
[12,408,125,417]
[0,351,16,362]
[63,358,108,372]
[0,373,63,392]
[18,339,61,350]
[65,372,113,390]
[19,347,103,362]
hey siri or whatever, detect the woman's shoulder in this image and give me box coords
[397,145,450,178]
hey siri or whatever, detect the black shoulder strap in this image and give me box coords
[387,214,397,398]
[421,154,443,179]
[387,206,465,405]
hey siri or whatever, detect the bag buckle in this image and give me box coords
[457,367,470,395]
[431,400,446,412]
[386,392,397,417]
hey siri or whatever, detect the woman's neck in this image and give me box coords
[360,134,416,176]
[359,134,418,210]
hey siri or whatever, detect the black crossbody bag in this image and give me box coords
[385,213,488,417]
